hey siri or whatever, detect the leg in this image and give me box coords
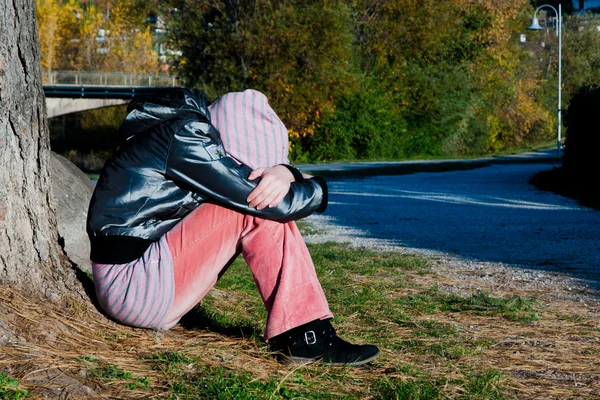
[161,203,242,329]
[240,216,333,339]
[160,203,332,336]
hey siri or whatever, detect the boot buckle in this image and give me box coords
[304,330,317,345]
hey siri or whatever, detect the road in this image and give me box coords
[305,161,600,285]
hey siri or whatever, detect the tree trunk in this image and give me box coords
[579,0,585,10]
[0,0,81,298]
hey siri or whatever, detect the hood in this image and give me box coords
[120,88,210,140]
[207,89,290,168]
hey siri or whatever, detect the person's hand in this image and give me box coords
[247,165,295,210]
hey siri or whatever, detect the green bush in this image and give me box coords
[305,83,409,161]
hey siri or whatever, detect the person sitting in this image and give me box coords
[86,88,379,365]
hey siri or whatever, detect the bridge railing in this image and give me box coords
[42,70,179,87]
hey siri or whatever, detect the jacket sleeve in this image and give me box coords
[165,120,328,222]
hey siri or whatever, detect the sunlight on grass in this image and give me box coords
[77,357,150,391]
[0,373,28,400]
[397,286,540,323]
[181,242,518,398]
[2,235,595,399]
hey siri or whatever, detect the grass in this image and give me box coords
[372,367,505,400]
[78,357,150,390]
[0,373,27,400]
[0,239,598,399]
[396,287,540,323]
[489,142,555,157]
[299,142,556,165]
[300,144,558,179]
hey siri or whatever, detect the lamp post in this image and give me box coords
[528,3,562,161]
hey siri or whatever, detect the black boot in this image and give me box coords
[269,319,380,366]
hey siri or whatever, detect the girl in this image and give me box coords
[87,89,379,365]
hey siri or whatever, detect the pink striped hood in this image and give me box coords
[208,90,289,169]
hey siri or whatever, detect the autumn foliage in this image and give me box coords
[163,0,561,161]
[37,0,592,162]
[36,0,160,74]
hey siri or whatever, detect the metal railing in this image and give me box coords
[42,70,179,87]
[43,85,187,99]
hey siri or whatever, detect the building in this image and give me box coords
[573,0,600,11]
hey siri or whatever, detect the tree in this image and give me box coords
[100,0,160,74]
[532,0,575,14]
[0,0,81,298]
[165,0,356,159]
[36,0,161,74]
[166,0,556,161]
[36,0,61,72]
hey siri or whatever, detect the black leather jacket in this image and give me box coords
[87,89,328,264]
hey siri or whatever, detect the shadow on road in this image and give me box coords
[313,162,599,289]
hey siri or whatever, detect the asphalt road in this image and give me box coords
[306,160,600,285]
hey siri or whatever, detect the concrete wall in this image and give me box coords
[45,98,128,118]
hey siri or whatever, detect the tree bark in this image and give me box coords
[0,0,81,298]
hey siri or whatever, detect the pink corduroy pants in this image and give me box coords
[160,203,333,340]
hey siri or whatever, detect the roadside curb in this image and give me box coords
[298,149,560,178]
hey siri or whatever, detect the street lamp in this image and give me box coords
[528,4,562,161]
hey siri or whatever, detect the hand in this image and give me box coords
[247,165,295,210]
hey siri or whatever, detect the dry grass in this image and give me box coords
[410,258,600,399]
[0,288,279,399]
[0,245,599,399]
